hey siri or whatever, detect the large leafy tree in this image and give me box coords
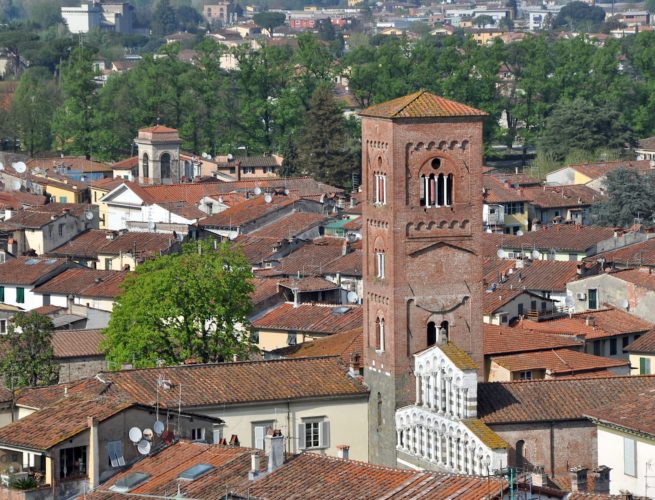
[0,312,59,389]
[538,98,636,161]
[102,240,256,369]
[297,84,354,187]
[51,46,98,159]
[553,1,605,31]
[151,0,177,36]
[253,12,286,35]
[11,68,59,156]
[591,169,655,228]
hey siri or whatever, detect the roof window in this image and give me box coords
[110,472,150,492]
[178,463,215,480]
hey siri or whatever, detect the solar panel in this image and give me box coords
[178,463,214,480]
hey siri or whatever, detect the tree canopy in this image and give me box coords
[0,312,58,389]
[102,240,256,369]
[553,1,606,31]
[591,169,655,228]
[253,12,286,34]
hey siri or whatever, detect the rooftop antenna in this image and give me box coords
[177,383,182,437]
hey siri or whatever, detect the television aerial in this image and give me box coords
[264,193,272,204]
[13,162,26,174]
[347,291,358,304]
[137,439,151,455]
[153,420,165,436]
[253,187,262,196]
[128,427,142,443]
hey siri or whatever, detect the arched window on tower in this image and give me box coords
[161,153,171,179]
[375,251,385,279]
[375,317,385,352]
[446,174,453,206]
[420,159,453,208]
[142,153,149,179]
[440,321,449,343]
[437,173,444,206]
[427,321,437,346]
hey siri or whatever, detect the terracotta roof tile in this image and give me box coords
[586,390,655,437]
[139,125,179,134]
[272,327,362,364]
[503,225,616,253]
[625,328,655,353]
[482,232,514,258]
[101,357,368,409]
[251,211,326,238]
[251,303,362,335]
[609,268,655,291]
[586,238,655,267]
[521,185,603,209]
[32,269,128,298]
[438,342,477,370]
[321,249,363,276]
[52,329,104,358]
[478,374,655,424]
[0,256,70,285]
[198,195,297,228]
[232,235,283,264]
[250,277,283,307]
[484,259,581,293]
[360,90,487,119]
[273,237,347,276]
[276,276,340,292]
[569,160,653,181]
[483,287,530,314]
[0,395,135,451]
[519,307,653,340]
[26,156,112,174]
[490,172,541,187]
[490,349,629,375]
[90,441,507,500]
[483,324,582,355]
[483,175,531,203]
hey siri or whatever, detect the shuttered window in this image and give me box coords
[624,437,637,477]
[107,441,125,468]
[298,419,330,450]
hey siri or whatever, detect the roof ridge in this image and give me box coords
[101,355,344,374]
[480,373,655,385]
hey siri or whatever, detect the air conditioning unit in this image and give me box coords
[576,292,587,300]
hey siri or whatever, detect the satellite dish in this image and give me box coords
[129,427,142,443]
[137,439,151,455]
[13,162,26,174]
[619,298,629,309]
[153,420,165,436]
[227,153,233,160]
[11,180,21,191]
[218,196,224,203]
[532,249,541,259]
[161,430,174,444]
[0,162,5,171]
[253,186,262,196]
[142,428,154,441]
[347,291,358,303]
[564,296,575,307]
[85,211,94,220]
[516,230,524,236]
[284,188,290,196]
[264,193,272,204]
[496,248,504,259]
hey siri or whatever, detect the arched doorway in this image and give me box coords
[160,153,171,179]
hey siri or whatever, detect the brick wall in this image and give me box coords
[58,357,107,383]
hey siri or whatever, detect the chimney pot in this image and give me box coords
[570,466,588,492]
[337,445,350,460]
[265,430,284,473]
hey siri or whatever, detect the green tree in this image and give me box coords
[152,0,177,36]
[538,98,635,161]
[253,12,286,35]
[297,85,354,187]
[646,0,655,14]
[102,240,256,368]
[51,46,98,159]
[0,28,38,77]
[591,169,655,227]
[553,1,605,31]
[472,15,495,27]
[0,312,59,389]
[11,69,59,156]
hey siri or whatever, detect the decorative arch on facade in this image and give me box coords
[160,152,172,179]
[142,153,149,179]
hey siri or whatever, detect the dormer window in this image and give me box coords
[374,173,387,205]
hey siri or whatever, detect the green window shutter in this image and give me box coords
[16,287,24,304]
[640,357,651,375]
[0,286,4,302]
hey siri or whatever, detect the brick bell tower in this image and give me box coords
[360,91,486,466]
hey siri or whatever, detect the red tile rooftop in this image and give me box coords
[251,302,363,335]
[360,90,487,119]
[490,348,629,376]
[502,225,616,252]
[483,324,582,356]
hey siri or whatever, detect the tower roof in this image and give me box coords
[359,90,487,119]
[138,125,179,134]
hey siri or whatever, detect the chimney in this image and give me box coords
[592,465,611,494]
[87,417,100,490]
[337,445,350,460]
[348,352,361,377]
[620,492,634,500]
[248,450,262,480]
[586,316,595,327]
[570,466,588,492]
[292,287,300,308]
[531,467,548,487]
[4,208,13,220]
[265,429,284,473]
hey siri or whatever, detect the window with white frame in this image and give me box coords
[374,173,387,205]
[298,418,329,450]
[518,370,532,380]
[191,428,205,441]
[375,317,385,352]
[375,251,385,279]
[624,437,637,477]
[252,421,275,450]
[107,440,125,468]
[0,320,6,334]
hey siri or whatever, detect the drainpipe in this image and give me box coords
[88,416,100,490]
